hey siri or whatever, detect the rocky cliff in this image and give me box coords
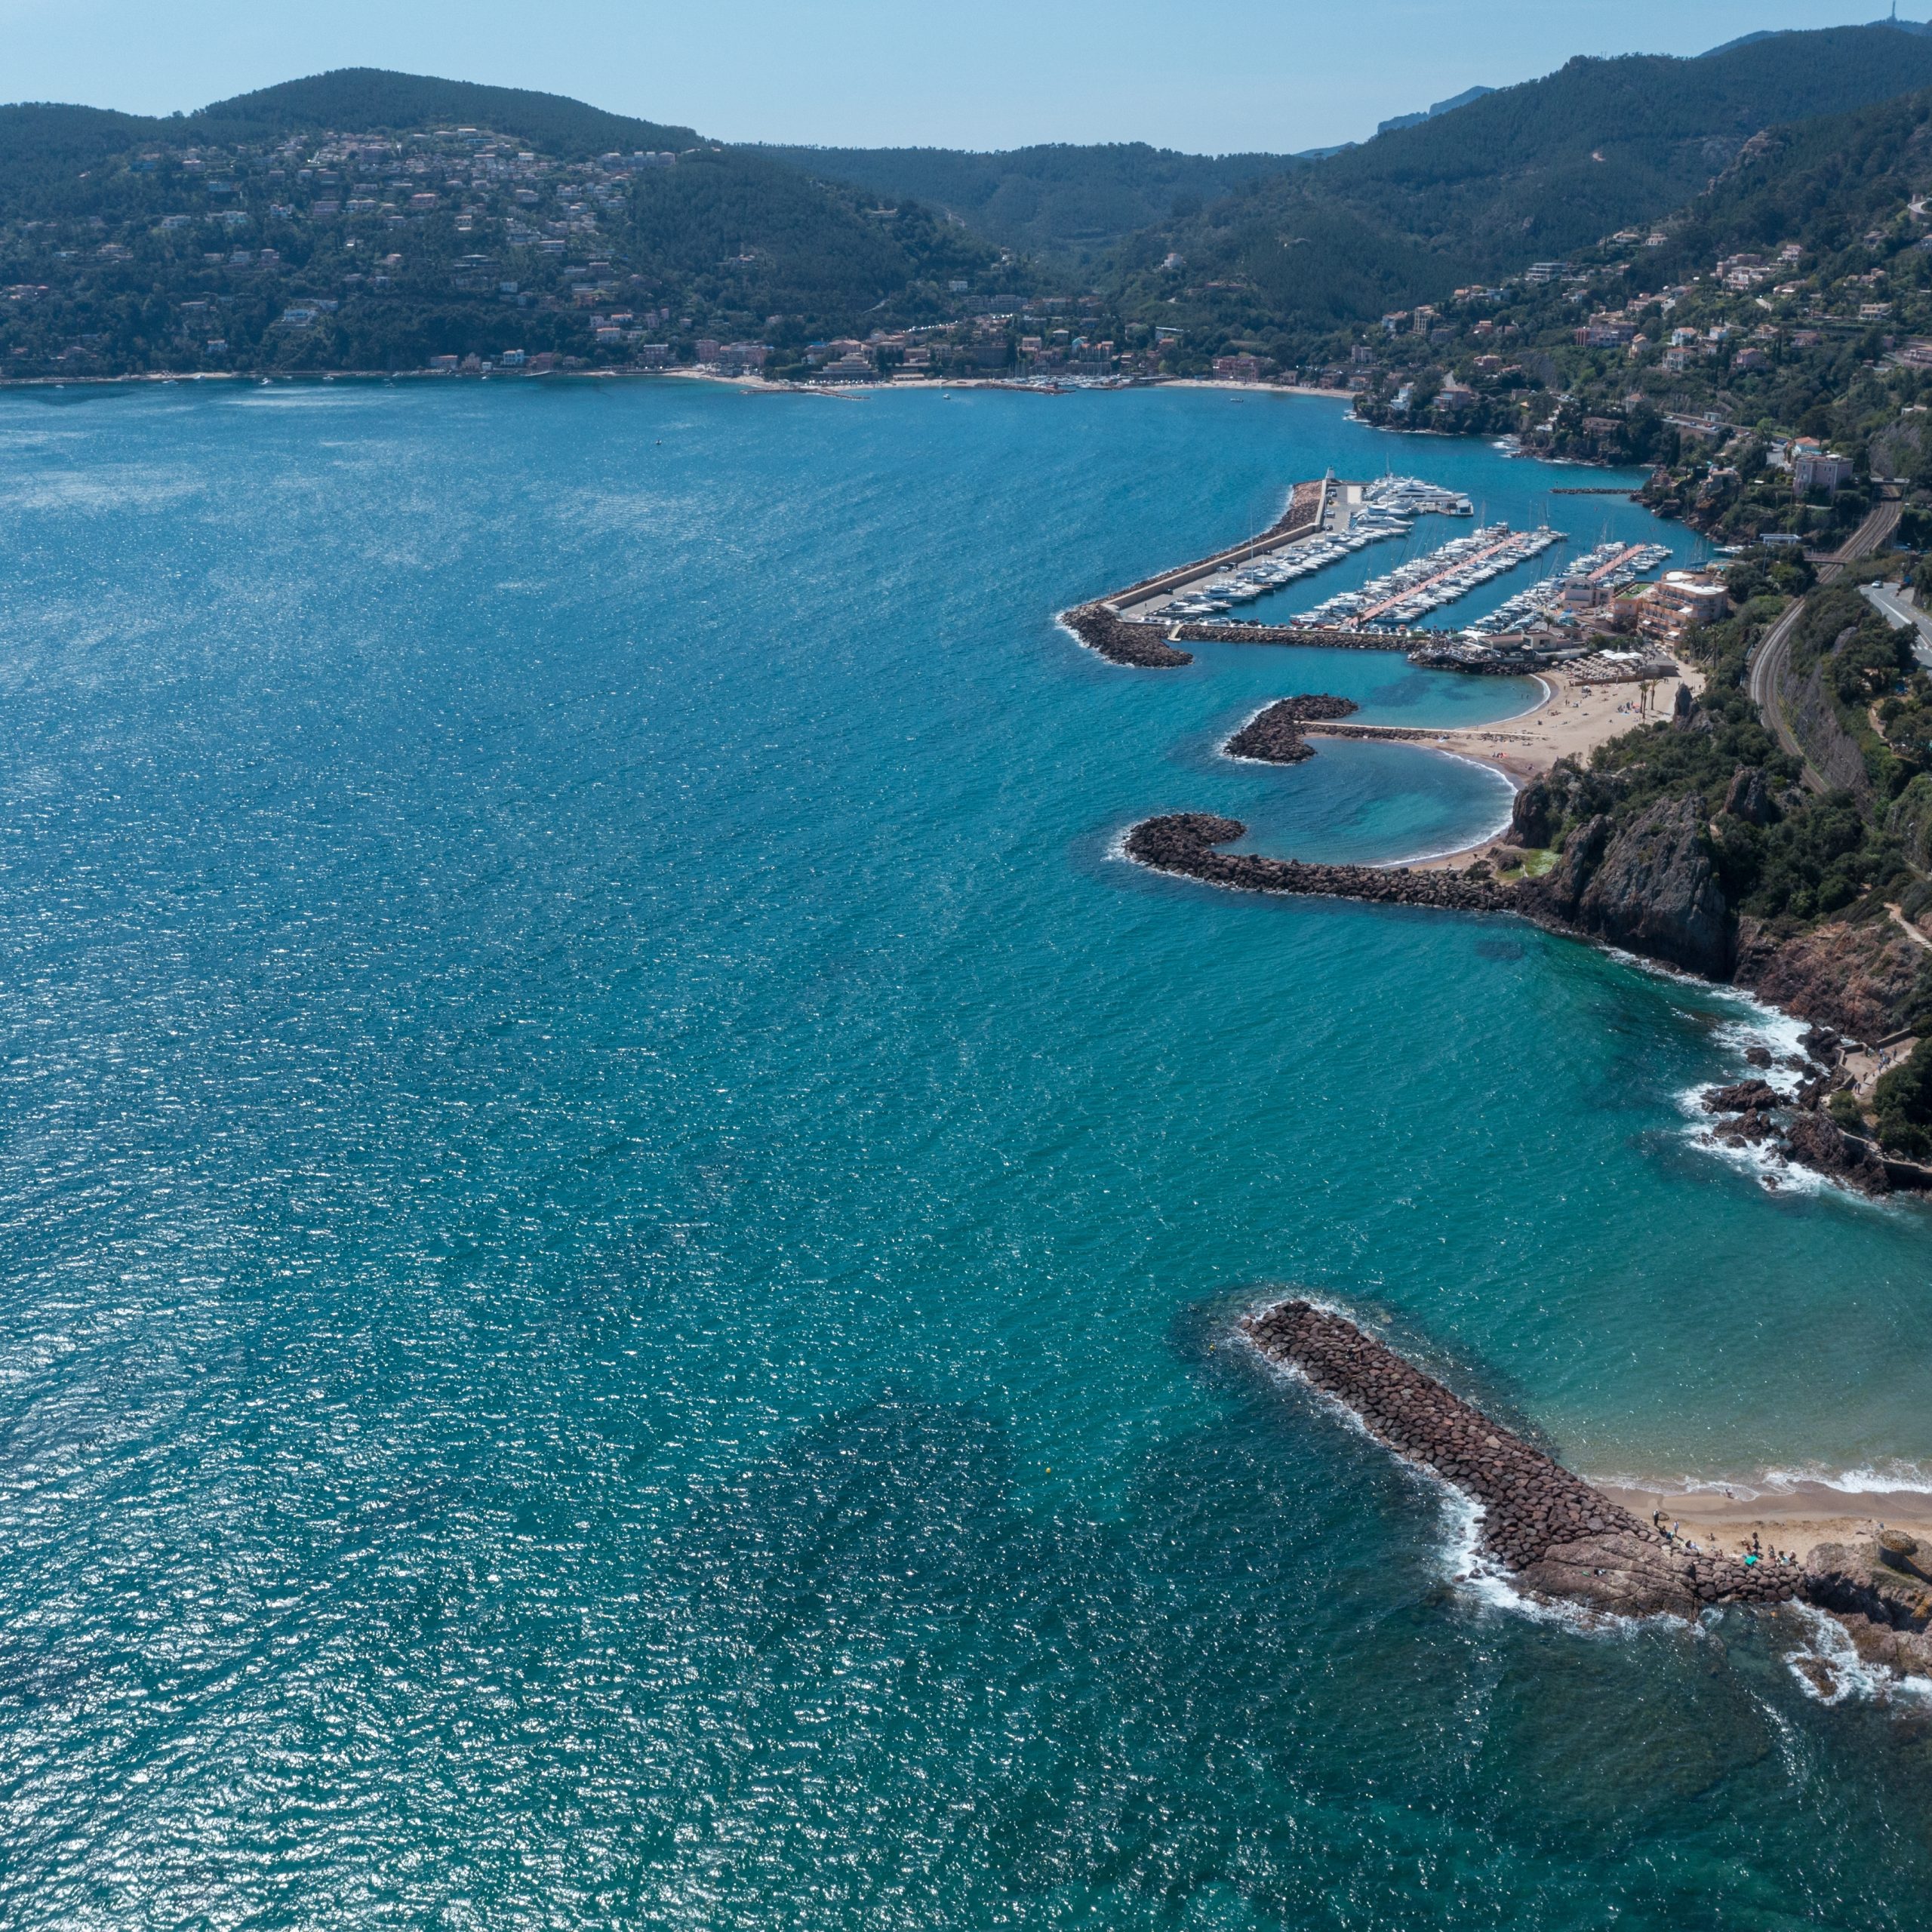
[1886,771,1932,870]
[1783,656,1875,801]
[1734,914,1927,1039]
[1524,795,1735,978]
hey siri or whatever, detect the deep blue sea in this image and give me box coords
[2,378,1929,1927]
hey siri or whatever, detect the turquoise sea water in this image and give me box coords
[0,379,1928,1927]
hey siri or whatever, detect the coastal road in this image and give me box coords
[1744,489,1903,792]
[1860,580,1932,673]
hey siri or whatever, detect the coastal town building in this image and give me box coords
[1793,449,1857,497]
[1632,571,1730,646]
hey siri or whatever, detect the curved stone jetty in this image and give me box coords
[1226,695,1358,764]
[1125,813,1513,914]
[1242,1299,1799,1618]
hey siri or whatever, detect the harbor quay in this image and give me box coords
[1062,472,1685,680]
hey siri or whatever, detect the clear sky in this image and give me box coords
[0,1,1915,154]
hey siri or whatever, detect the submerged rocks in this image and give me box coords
[1225,694,1359,764]
[1241,1300,1796,1619]
[1124,814,1516,913]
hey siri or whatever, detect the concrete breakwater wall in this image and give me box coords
[1242,1299,1797,1618]
[1124,814,1515,914]
[1104,478,1331,610]
[1301,723,1443,746]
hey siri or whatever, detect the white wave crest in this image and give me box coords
[1783,1603,1932,1706]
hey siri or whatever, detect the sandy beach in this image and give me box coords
[1305,660,1706,870]
[1600,1480,1932,1560]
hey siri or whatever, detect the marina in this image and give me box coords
[1291,522,1564,630]
[1062,470,1686,671]
[1115,472,1476,623]
[1461,537,1672,639]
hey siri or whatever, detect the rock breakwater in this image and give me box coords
[1243,1299,1801,1619]
[1124,814,1515,914]
[1063,603,1192,668]
[1062,604,1429,666]
[1171,620,1417,651]
[1225,695,1358,764]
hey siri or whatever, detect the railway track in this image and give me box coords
[1744,489,1902,792]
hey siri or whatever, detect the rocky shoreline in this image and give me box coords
[1128,811,1928,1195]
[1225,695,1358,763]
[1243,1298,1796,1617]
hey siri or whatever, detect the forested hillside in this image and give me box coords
[0,69,1004,376]
[751,143,1300,262]
[1115,25,1932,333]
[185,69,699,155]
[1643,86,1932,278]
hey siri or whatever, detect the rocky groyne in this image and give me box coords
[1225,695,1358,763]
[1301,722,1443,745]
[1243,1298,1799,1618]
[1063,603,1193,668]
[1124,814,1516,914]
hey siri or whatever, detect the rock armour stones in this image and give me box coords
[1299,723,1441,744]
[1225,695,1359,764]
[1063,604,1193,668]
[1124,814,1515,915]
[1241,1299,1798,1619]
[1171,622,1417,651]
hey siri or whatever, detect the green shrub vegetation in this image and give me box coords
[1873,1035,1932,1153]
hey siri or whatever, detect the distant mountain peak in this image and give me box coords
[1703,13,1932,57]
[1375,85,1495,139]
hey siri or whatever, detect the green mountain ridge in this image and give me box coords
[749,142,1301,263]
[1113,25,1932,334]
[0,67,1004,367]
[14,26,1932,381]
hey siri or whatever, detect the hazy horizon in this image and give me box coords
[0,0,1913,155]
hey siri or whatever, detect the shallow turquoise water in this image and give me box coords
[0,379,1927,1927]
